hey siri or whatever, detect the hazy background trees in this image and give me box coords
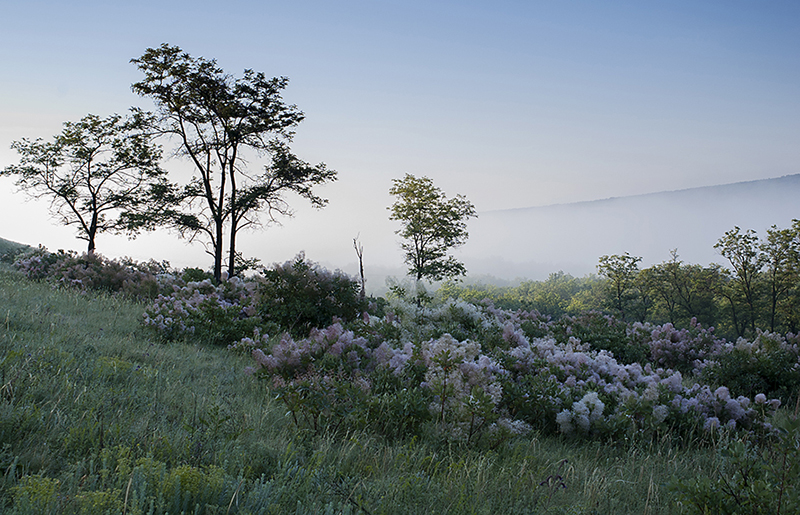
[444,221,800,340]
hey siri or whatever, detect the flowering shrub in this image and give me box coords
[642,318,729,374]
[501,326,779,438]
[246,305,783,445]
[143,275,260,346]
[13,246,170,300]
[702,330,800,404]
[370,294,501,349]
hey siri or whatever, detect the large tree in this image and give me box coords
[1,112,165,254]
[131,44,335,281]
[388,174,477,282]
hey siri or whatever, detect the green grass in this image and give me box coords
[0,265,731,514]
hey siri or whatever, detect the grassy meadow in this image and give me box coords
[0,261,792,514]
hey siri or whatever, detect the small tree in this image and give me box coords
[388,174,477,283]
[760,224,799,332]
[131,43,335,281]
[597,252,642,321]
[715,227,765,336]
[1,112,165,254]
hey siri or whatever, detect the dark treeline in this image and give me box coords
[442,222,800,341]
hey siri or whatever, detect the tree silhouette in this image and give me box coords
[2,111,165,254]
[131,44,335,280]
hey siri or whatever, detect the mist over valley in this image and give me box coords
[445,174,800,283]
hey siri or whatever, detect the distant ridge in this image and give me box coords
[464,174,800,280]
[487,174,800,214]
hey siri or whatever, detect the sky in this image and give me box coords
[1,1,799,284]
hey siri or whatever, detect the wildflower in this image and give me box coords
[704,417,720,432]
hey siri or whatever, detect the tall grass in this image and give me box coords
[0,266,727,513]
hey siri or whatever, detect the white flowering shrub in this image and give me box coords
[143,275,260,346]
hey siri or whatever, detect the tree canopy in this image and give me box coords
[131,43,335,281]
[389,174,477,282]
[1,111,165,254]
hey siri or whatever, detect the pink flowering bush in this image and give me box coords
[244,322,433,438]
[246,303,784,444]
[642,318,729,374]
[499,324,779,438]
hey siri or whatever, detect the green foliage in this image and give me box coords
[181,267,213,283]
[11,475,61,514]
[552,311,648,364]
[258,254,365,337]
[0,238,29,264]
[193,295,262,348]
[597,252,647,322]
[702,332,800,405]
[441,273,603,317]
[672,415,800,514]
[366,371,433,441]
[389,173,477,282]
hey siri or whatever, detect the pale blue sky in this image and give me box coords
[2,1,799,277]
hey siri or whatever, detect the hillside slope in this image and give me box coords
[0,236,29,259]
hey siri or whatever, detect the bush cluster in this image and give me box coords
[12,246,169,300]
[143,275,261,346]
[242,295,790,445]
[13,248,367,345]
[257,253,366,337]
[142,254,366,345]
[701,331,800,405]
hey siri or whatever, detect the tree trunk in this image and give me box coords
[228,220,238,279]
[213,217,224,283]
